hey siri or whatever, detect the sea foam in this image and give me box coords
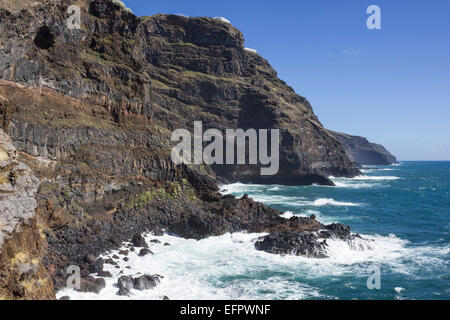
[56,230,447,300]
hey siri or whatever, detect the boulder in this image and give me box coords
[255,231,328,258]
[138,248,153,257]
[77,277,106,294]
[131,234,148,248]
[133,275,162,291]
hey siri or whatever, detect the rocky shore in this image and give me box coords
[0,0,368,299]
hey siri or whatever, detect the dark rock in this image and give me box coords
[222,194,236,200]
[84,254,97,264]
[105,259,117,266]
[163,243,171,247]
[88,258,104,274]
[117,286,132,297]
[59,296,71,300]
[131,234,148,248]
[255,231,328,258]
[321,223,352,241]
[310,214,316,220]
[97,271,112,278]
[133,275,162,291]
[118,250,129,256]
[138,248,153,257]
[163,296,170,300]
[117,276,134,297]
[150,239,161,244]
[77,277,106,294]
[118,276,134,291]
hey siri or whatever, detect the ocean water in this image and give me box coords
[58,162,450,300]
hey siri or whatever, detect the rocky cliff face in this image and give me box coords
[0,0,363,299]
[0,127,54,300]
[0,0,359,185]
[330,131,397,166]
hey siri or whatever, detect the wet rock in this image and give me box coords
[117,276,134,296]
[138,248,153,257]
[117,286,132,297]
[320,223,352,241]
[117,274,162,293]
[97,271,112,278]
[118,250,129,256]
[131,234,148,248]
[133,275,162,291]
[105,258,117,266]
[150,239,161,244]
[118,276,134,291]
[255,231,328,258]
[59,296,71,300]
[77,277,106,294]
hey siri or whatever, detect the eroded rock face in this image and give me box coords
[0,129,40,247]
[0,0,359,185]
[0,128,54,299]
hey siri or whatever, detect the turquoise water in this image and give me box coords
[62,162,449,300]
[222,162,450,300]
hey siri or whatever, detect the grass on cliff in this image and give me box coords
[124,181,197,210]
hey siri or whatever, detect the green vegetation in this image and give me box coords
[140,14,162,22]
[124,181,198,210]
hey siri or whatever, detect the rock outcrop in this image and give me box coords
[0,127,54,299]
[254,222,360,258]
[330,131,397,165]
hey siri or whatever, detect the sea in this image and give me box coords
[58,161,450,300]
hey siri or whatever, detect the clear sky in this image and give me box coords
[124,0,450,160]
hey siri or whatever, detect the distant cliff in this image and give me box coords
[330,131,397,166]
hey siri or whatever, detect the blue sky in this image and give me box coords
[124,0,450,160]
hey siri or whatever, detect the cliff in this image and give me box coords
[0,0,363,299]
[0,0,359,185]
[330,131,397,166]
